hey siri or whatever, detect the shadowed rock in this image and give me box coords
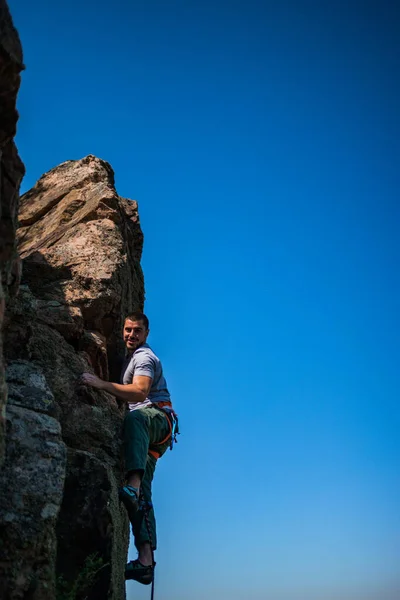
[0,0,25,466]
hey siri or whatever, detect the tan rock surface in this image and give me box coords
[18,155,144,349]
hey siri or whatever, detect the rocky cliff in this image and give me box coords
[1,154,145,600]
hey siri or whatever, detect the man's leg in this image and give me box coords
[120,409,150,524]
[123,409,150,480]
[132,453,157,565]
[122,408,170,562]
[123,407,169,486]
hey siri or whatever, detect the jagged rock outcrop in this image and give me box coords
[1,155,145,599]
[0,0,25,465]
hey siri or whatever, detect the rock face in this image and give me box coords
[1,155,145,599]
[0,0,25,466]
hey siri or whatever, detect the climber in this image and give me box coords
[80,311,177,587]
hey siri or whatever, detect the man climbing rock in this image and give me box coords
[81,311,177,586]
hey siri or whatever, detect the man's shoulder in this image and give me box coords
[133,344,159,362]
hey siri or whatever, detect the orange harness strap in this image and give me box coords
[148,449,160,460]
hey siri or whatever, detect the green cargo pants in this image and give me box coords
[123,406,171,550]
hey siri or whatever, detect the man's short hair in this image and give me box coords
[125,311,149,331]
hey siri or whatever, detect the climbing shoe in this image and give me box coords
[119,485,139,523]
[125,559,155,585]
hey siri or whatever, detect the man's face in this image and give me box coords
[123,319,149,352]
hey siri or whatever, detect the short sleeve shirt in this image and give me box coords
[120,343,171,411]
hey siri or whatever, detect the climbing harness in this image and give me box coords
[148,408,179,460]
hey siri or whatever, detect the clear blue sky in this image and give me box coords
[10,1,400,598]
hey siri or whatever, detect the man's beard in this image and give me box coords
[126,340,140,352]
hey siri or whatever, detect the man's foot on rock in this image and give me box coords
[119,485,139,523]
[125,559,155,585]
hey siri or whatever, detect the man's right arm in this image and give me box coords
[81,373,152,403]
